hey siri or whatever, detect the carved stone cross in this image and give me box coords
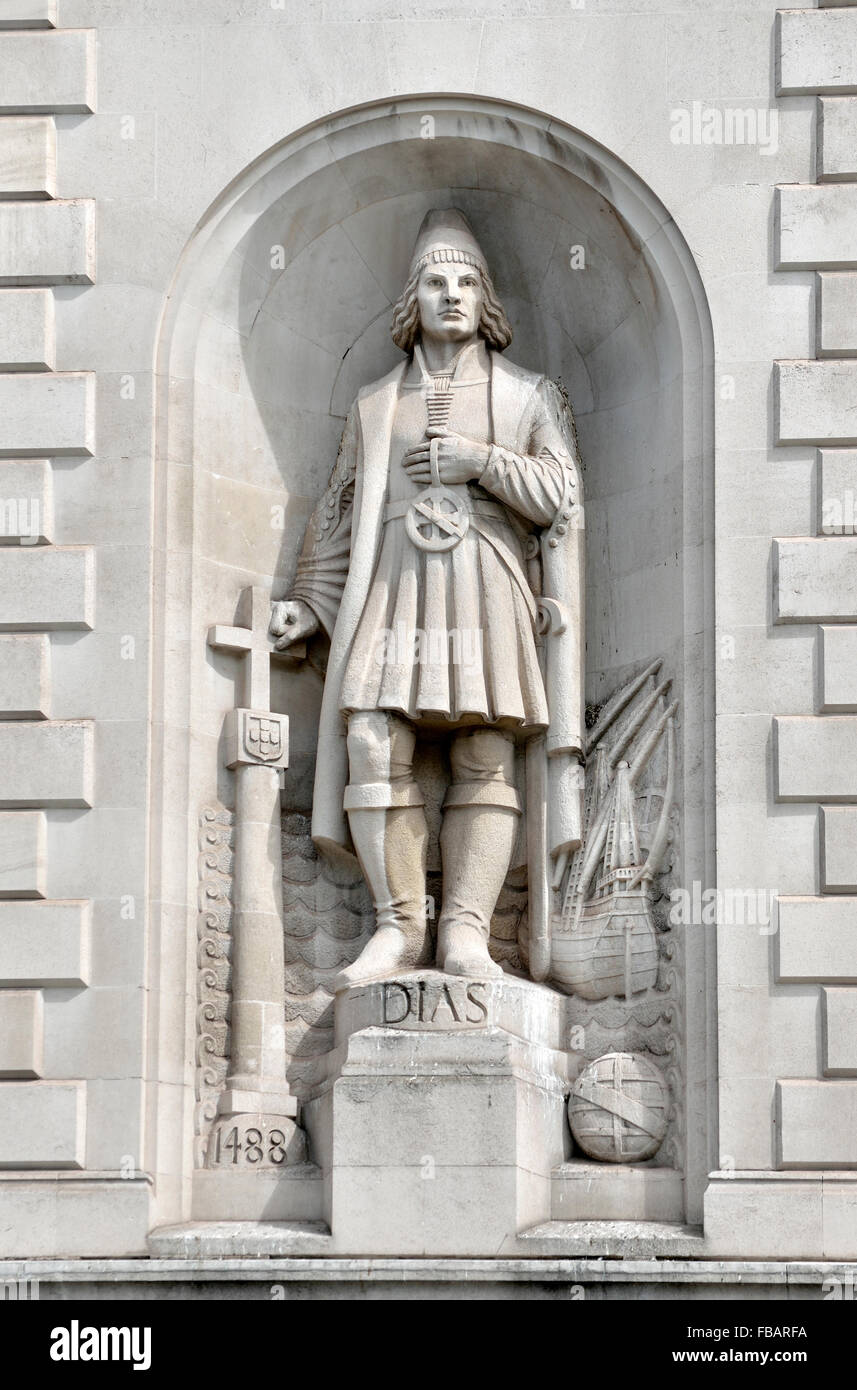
[203,584,306,1168]
[208,585,303,771]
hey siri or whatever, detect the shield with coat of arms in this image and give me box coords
[245,714,282,762]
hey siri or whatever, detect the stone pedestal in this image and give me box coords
[306,971,573,1256]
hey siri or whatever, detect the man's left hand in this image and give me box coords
[403,430,491,486]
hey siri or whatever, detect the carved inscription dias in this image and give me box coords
[381,977,490,1028]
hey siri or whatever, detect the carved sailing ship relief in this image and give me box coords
[552,658,678,1001]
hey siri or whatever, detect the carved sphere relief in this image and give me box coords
[567,1051,669,1163]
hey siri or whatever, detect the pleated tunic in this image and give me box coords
[339,342,557,731]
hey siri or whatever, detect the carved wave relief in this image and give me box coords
[194,804,234,1168]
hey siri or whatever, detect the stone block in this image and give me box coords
[0,459,52,542]
[822,988,857,1075]
[821,1184,857,1260]
[328,1163,534,1256]
[191,1168,324,1224]
[42,986,144,1080]
[777,187,857,270]
[0,200,94,285]
[0,810,45,897]
[777,1079,857,1166]
[817,449,857,536]
[0,116,54,198]
[776,896,857,981]
[820,805,857,891]
[777,8,857,95]
[776,716,857,800]
[818,97,857,181]
[0,289,53,370]
[0,373,93,455]
[0,1080,84,1167]
[551,1162,684,1222]
[820,628,857,711]
[0,989,42,1077]
[0,1177,150,1258]
[774,538,857,622]
[0,548,92,629]
[0,899,89,985]
[0,634,48,717]
[0,721,93,807]
[0,30,94,113]
[704,1174,824,1258]
[0,2,56,26]
[775,361,857,443]
[817,273,857,355]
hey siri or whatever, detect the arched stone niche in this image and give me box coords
[151,97,714,1228]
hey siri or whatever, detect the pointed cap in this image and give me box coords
[408,208,488,278]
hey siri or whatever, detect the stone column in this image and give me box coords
[204,586,305,1170]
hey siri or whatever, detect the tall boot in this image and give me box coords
[333,801,431,990]
[436,804,518,978]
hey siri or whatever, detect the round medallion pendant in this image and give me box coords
[405,485,470,553]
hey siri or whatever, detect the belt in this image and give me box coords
[383,496,506,523]
[384,496,538,625]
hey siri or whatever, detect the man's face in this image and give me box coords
[416,261,483,344]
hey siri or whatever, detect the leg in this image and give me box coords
[334,711,431,991]
[436,727,520,978]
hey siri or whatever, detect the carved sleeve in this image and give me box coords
[476,377,581,528]
[289,407,359,639]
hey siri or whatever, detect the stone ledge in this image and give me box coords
[0,1254,855,1300]
[148,1221,331,1260]
[150,1218,706,1262]
[515,1220,705,1259]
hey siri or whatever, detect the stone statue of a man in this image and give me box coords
[270,209,585,989]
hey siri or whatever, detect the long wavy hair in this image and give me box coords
[390,254,513,354]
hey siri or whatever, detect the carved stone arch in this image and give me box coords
[148,96,715,1231]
